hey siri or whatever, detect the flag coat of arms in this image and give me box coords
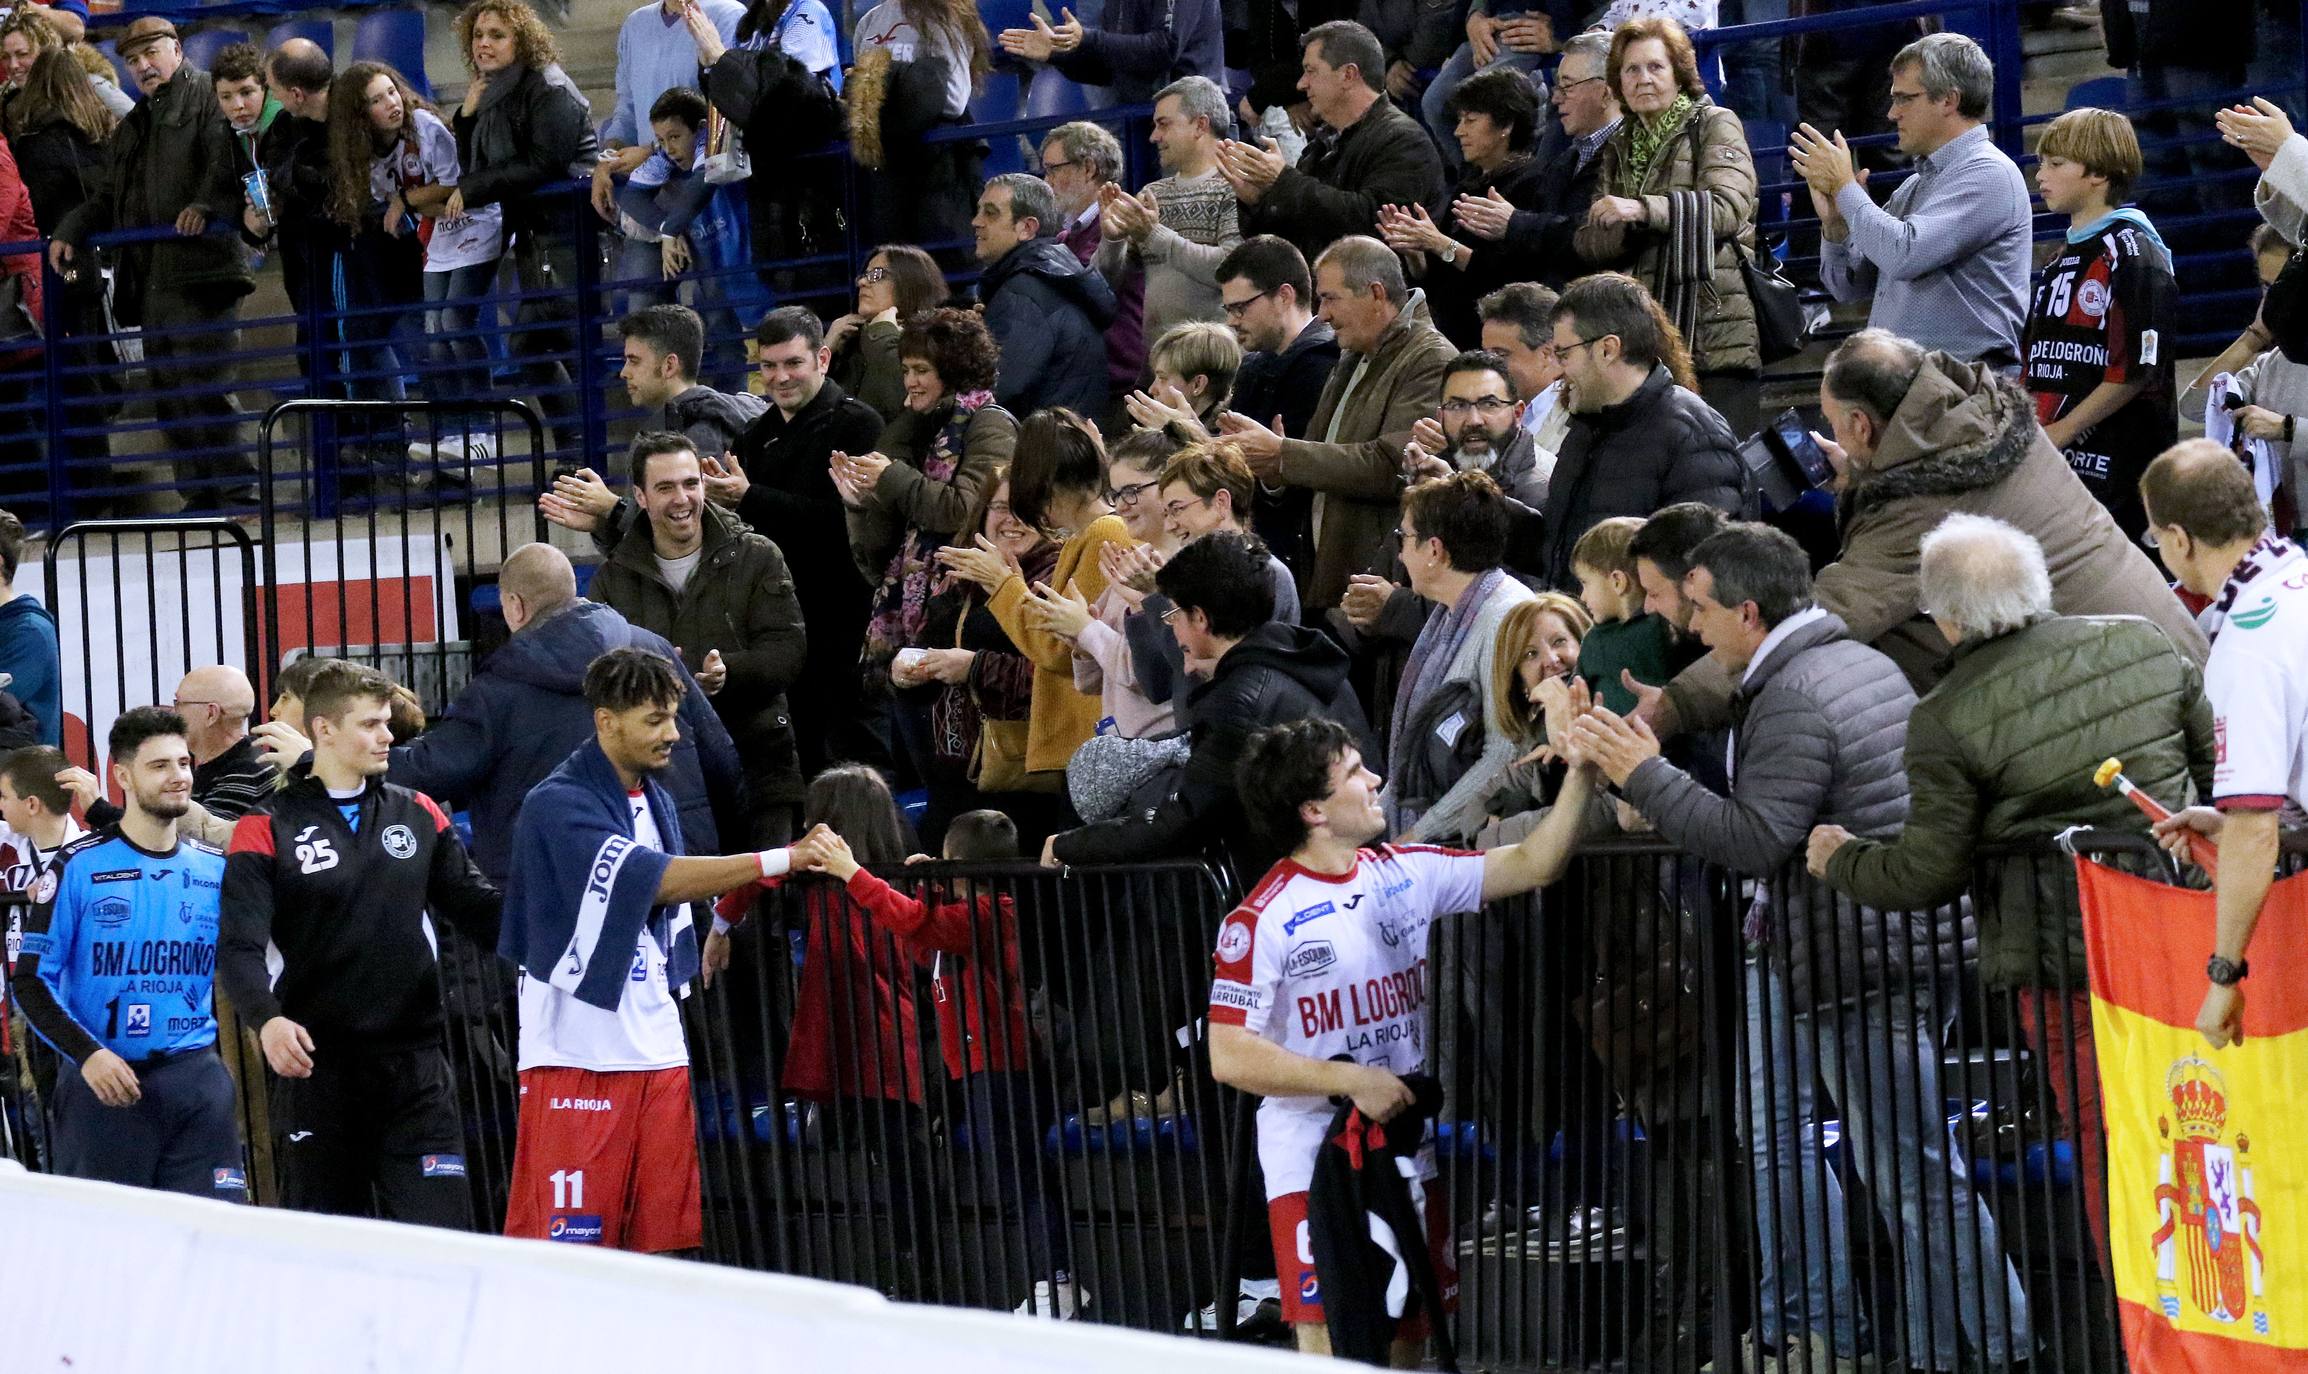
[2078,859,2308,1372]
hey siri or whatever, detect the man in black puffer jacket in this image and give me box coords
[973,173,1120,419]
[1567,524,2028,1372]
[1536,274,1746,589]
[1047,531,1377,878]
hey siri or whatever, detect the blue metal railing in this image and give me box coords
[7,1,2303,526]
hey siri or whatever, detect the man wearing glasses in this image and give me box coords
[1215,235,1340,578]
[1531,273,1744,590]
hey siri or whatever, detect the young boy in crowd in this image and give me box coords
[1570,517,1674,716]
[611,86,762,375]
[2022,106,2178,544]
[809,809,1080,1319]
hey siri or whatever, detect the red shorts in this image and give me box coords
[1267,1183,1458,1331]
[505,1065,702,1253]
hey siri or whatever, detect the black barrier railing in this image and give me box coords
[254,397,549,718]
[41,518,263,774]
[0,815,2247,1369]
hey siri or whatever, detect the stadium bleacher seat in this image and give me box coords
[1025,65,1099,121]
[973,69,1029,176]
[2064,73,2126,112]
[264,18,333,59]
[351,7,432,100]
[181,28,250,78]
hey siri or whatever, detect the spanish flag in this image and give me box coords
[2079,859,2308,1373]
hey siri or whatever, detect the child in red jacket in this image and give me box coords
[814,809,1081,1321]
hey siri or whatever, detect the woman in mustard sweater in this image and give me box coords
[938,409,1132,795]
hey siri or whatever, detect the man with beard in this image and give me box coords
[10,707,245,1199]
[499,647,822,1252]
[220,661,501,1227]
[1406,349,1549,511]
[1339,350,1547,651]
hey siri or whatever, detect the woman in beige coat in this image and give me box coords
[1574,14,1762,434]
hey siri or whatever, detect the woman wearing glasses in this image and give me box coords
[829,245,947,422]
[1382,469,1537,844]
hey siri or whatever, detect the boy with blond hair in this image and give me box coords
[1569,516,1675,716]
[2022,106,2178,542]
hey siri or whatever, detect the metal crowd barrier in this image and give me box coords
[0,815,2226,1373]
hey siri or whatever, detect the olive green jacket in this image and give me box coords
[1825,613,2214,989]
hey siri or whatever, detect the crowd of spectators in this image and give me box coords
[8,0,2308,1360]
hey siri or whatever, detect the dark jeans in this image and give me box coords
[957,1069,1072,1287]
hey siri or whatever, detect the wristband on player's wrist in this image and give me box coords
[757,848,791,879]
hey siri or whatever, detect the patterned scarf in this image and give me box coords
[861,389,994,670]
[1618,93,1698,193]
[1387,568,1508,801]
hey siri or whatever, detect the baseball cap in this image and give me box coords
[116,16,180,60]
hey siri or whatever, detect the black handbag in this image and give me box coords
[1738,239,1808,364]
[1682,114,1809,364]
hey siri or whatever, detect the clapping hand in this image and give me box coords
[1410,414,1448,454]
[997,8,1083,62]
[2220,97,2296,172]
[1788,123,1864,199]
[696,648,727,695]
[1098,183,1158,242]
[936,533,1023,591]
[1216,137,1288,203]
[1215,411,1287,476]
[1340,573,1395,630]
[830,450,890,507]
[1022,578,1094,639]
[701,452,749,506]
[1451,187,1516,241]
[1100,539,1166,608]
[1378,202,1458,258]
[539,467,618,532]
[1124,380,1206,437]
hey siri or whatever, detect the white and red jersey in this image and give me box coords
[2206,537,2308,814]
[1210,844,1485,1198]
[516,790,688,1074]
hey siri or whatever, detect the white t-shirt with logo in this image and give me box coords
[2207,537,2308,814]
[516,790,689,1073]
[1209,844,1485,1197]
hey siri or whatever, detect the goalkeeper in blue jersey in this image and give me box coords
[11,706,246,1200]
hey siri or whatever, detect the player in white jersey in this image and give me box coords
[1210,714,1597,1361]
[2142,441,2306,1047]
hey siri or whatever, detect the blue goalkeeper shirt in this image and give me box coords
[15,829,226,1063]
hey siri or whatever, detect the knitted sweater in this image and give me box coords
[1095,165,1241,364]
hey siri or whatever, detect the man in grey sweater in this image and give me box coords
[1566,523,2030,1374]
[1096,75,1243,370]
